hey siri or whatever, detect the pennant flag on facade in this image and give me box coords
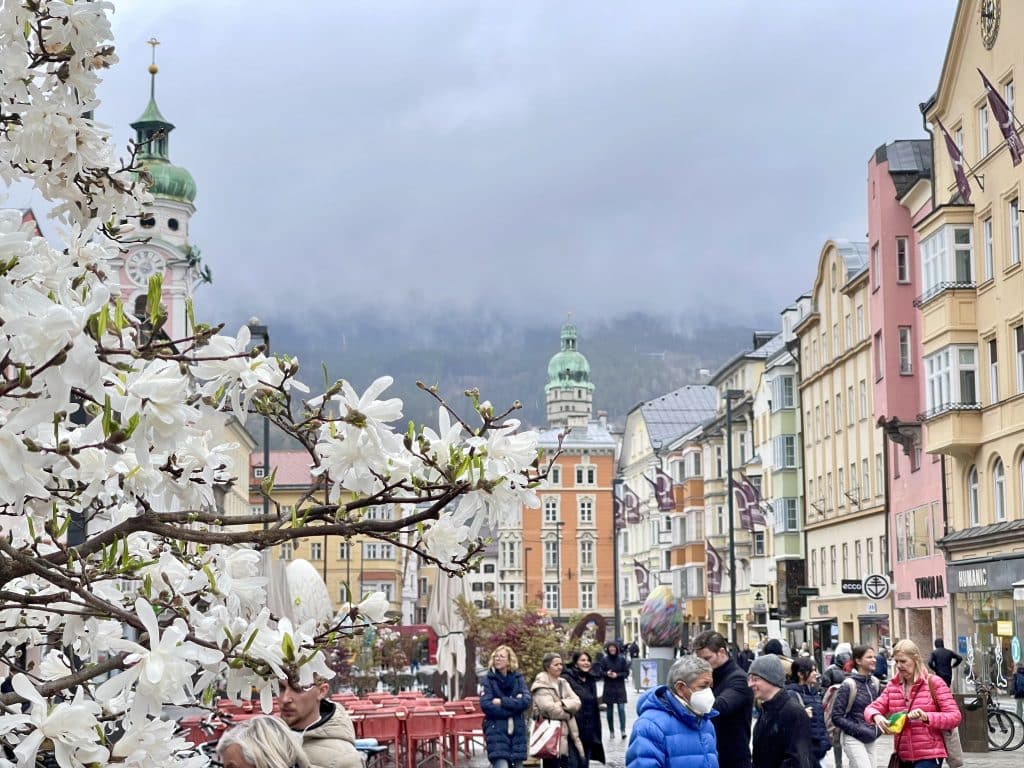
[644,469,676,511]
[613,492,626,531]
[706,540,723,594]
[739,474,768,528]
[935,117,973,203]
[979,68,1024,166]
[734,478,753,531]
[633,559,651,602]
[623,484,642,524]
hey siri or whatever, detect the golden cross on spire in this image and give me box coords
[146,38,160,98]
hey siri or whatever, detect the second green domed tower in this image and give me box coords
[545,318,594,428]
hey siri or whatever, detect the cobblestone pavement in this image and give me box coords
[464,686,1022,768]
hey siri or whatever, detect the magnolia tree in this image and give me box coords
[0,3,543,767]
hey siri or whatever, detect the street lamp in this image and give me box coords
[724,388,744,645]
[247,318,270,531]
[612,478,623,642]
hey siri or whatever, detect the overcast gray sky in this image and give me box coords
[87,2,958,327]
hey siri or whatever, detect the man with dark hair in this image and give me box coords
[927,638,963,688]
[279,676,362,768]
[692,630,752,768]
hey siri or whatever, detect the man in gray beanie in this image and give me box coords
[747,654,812,768]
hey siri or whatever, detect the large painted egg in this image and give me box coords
[639,585,684,647]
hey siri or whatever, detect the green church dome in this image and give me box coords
[130,64,196,204]
[545,321,594,392]
[140,159,196,203]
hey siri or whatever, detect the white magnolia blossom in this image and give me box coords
[0,2,543,766]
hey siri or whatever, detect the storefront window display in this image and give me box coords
[951,590,1015,690]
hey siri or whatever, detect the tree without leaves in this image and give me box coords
[0,3,546,767]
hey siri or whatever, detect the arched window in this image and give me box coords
[993,459,1006,522]
[1019,455,1024,520]
[967,466,979,526]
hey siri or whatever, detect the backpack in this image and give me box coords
[822,678,856,747]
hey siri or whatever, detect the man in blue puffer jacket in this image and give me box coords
[626,656,719,768]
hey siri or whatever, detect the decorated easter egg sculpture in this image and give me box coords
[639,585,684,647]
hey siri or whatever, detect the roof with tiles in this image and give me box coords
[538,419,617,450]
[250,450,317,487]
[635,385,718,450]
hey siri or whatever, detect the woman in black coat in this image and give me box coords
[598,641,629,738]
[480,645,532,768]
[785,656,830,763]
[563,651,606,768]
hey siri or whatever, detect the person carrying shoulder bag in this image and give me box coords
[531,653,584,768]
[864,640,962,768]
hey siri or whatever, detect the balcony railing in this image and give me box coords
[913,281,976,308]
[917,401,983,421]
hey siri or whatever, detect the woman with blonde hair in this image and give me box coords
[864,639,961,768]
[481,645,532,768]
[217,715,311,768]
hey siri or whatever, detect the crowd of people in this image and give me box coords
[213,635,970,768]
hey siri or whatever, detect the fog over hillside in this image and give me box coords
[224,309,767,448]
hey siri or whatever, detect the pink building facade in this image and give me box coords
[867,141,949,650]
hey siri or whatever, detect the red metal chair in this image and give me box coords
[359,711,405,768]
[404,711,448,768]
[449,711,485,764]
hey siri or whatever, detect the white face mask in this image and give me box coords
[688,687,716,715]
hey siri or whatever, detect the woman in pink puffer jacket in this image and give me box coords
[864,639,961,768]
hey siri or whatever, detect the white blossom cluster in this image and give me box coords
[0,3,542,767]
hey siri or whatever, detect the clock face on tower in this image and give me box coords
[125,249,166,286]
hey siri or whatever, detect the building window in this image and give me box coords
[1005,79,1015,117]
[544,584,559,612]
[838,468,845,505]
[856,305,865,341]
[814,406,821,442]
[847,386,855,425]
[580,539,594,570]
[339,541,351,560]
[811,549,818,586]
[717,505,724,536]
[983,217,994,281]
[310,542,322,560]
[543,497,559,523]
[1015,325,1024,394]
[753,531,765,557]
[988,338,999,403]
[979,104,990,156]
[880,535,888,573]
[830,545,837,584]
[1011,198,1022,266]
[823,400,831,436]
[363,542,395,560]
[875,453,884,498]
[920,225,974,300]
[855,540,863,576]
[544,540,558,569]
[896,237,910,282]
[994,459,1006,522]
[967,466,979,526]
[777,498,798,531]
[867,537,875,574]
[834,395,842,432]
[924,345,979,415]
[871,243,880,289]
[715,446,723,477]
[845,314,853,348]
[580,583,594,610]
[954,125,964,152]
[738,431,748,463]
[550,465,561,485]
[826,473,833,511]
[862,458,870,500]
[771,375,795,410]
[280,542,293,561]
[1019,457,1024,519]
[579,497,594,525]
[898,326,913,374]
[575,465,596,485]
[774,435,797,468]
[365,582,394,601]
[874,332,884,380]
[842,543,849,579]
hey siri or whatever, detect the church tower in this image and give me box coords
[545,316,594,429]
[116,40,201,341]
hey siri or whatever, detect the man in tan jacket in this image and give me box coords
[279,677,363,768]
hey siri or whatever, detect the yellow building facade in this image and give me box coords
[918,0,1024,673]
[250,450,407,618]
[795,241,889,649]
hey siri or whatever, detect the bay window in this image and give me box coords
[924,345,979,415]
[919,225,975,302]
